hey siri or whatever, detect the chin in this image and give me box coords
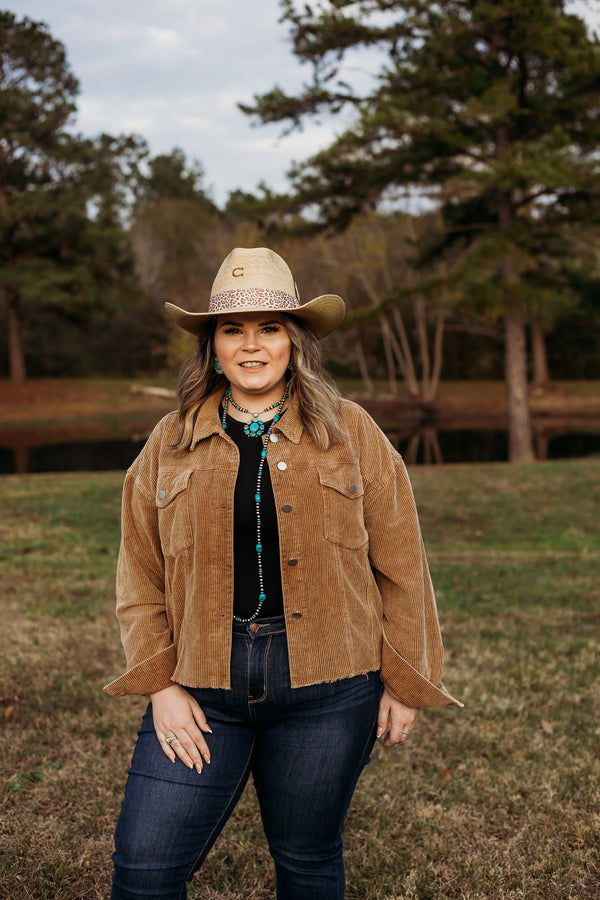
[241,383,276,394]
[235,374,286,395]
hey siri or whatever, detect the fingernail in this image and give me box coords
[206,726,213,734]
[195,763,203,774]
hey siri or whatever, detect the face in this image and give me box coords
[213,311,292,406]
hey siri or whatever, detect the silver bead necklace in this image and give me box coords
[221,384,289,622]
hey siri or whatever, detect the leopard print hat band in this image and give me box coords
[209,288,299,314]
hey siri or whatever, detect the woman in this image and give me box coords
[105,247,461,900]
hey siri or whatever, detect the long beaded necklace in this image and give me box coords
[224,389,282,438]
[221,384,289,622]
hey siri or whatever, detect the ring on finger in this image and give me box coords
[165,733,178,747]
[402,730,412,735]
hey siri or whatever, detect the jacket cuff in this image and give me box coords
[103,644,177,697]
[381,638,463,708]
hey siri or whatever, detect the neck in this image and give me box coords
[227,385,287,421]
[221,383,289,440]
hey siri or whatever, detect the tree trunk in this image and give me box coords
[497,184,534,463]
[414,294,430,393]
[388,309,419,396]
[531,324,550,387]
[379,317,398,394]
[355,337,374,392]
[424,308,445,404]
[6,289,27,385]
[505,310,535,462]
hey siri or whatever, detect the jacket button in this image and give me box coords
[282,504,292,512]
[348,484,356,494]
[292,611,302,618]
[288,558,298,566]
[158,489,166,499]
[277,461,288,471]
[269,433,279,442]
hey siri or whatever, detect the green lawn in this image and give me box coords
[1,461,599,899]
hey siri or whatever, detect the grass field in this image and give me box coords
[0,461,599,899]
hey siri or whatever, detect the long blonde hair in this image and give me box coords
[173,314,345,451]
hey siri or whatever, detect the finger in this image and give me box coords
[158,728,201,771]
[155,708,212,767]
[383,723,406,747]
[191,706,214,742]
[165,733,202,772]
[158,732,178,763]
[172,729,211,773]
[183,717,212,764]
[385,714,418,747]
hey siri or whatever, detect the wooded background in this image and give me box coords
[1,2,600,461]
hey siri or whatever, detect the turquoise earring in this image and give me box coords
[214,357,223,375]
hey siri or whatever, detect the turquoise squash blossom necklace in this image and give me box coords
[225,390,282,438]
[221,384,290,622]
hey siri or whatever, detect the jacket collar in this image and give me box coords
[189,390,223,450]
[190,387,304,450]
[274,391,304,444]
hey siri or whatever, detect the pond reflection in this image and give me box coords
[1,414,599,474]
[387,415,600,464]
[0,416,157,475]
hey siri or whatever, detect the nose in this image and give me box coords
[242,331,261,351]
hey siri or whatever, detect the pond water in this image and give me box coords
[1,413,599,473]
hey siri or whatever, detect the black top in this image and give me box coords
[224,412,284,619]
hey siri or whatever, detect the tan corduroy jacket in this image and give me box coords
[104,391,461,708]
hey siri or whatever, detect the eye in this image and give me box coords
[262,324,281,334]
[222,326,242,334]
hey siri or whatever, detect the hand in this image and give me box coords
[149,684,213,773]
[376,688,419,748]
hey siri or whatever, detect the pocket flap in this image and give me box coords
[156,469,193,507]
[318,467,364,499]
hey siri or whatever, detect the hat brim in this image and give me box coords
[165,294,346,340]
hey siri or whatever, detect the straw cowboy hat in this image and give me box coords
[165,247,346,340]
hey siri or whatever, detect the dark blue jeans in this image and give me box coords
[111,617,382,899]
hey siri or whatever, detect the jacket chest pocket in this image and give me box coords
[156,469,194,556]
[318,466,368,549]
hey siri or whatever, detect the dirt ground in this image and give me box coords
[1,377,599,426]
[0,379,176,425]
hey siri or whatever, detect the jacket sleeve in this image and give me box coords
[103,460,177,697]
[362,432,462,709]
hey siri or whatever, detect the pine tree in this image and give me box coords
[242,0,600,461]
[0,12,146,382]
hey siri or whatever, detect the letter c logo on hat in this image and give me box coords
[232,267,244,277]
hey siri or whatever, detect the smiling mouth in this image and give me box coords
[240,361,266,368]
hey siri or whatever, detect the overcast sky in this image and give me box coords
[6,0,350,204]
[5,0,600,205]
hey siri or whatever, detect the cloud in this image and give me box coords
[5,0,324,202]
[27,1,600,204]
